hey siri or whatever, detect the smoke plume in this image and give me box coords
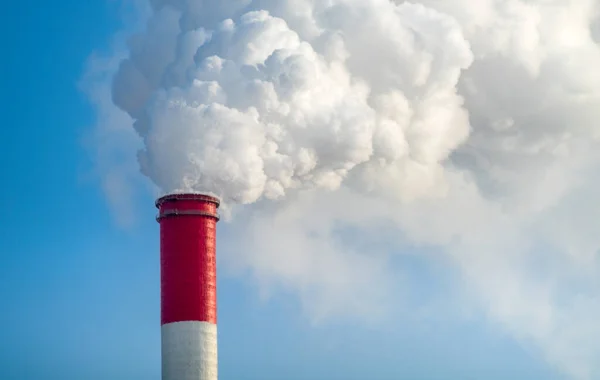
[112,0,474,204]
[88,0,600,378]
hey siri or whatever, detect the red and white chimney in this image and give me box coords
[156,193,220,380]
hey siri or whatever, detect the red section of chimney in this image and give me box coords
[156,194,220,325]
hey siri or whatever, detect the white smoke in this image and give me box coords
[86,0,600,378]
[112,1,474,204]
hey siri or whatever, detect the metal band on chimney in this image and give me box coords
[156,209,220,222]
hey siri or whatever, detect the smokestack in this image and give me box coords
[156,193,220,380]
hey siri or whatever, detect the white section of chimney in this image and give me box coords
[162,321,218,380]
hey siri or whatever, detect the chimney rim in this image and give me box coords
[155,192,221,209]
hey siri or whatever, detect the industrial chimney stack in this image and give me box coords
[156,193,220,380]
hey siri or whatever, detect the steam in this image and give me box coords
[91,0,600,379]
[113,1,474,204]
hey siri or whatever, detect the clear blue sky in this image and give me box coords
[0,1,567,379]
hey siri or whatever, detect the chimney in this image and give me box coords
[156,193,220,380]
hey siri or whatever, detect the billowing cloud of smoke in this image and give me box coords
[94,0,600,378]
[113,0,474,204]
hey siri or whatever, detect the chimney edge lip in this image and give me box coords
[155,192,221,209]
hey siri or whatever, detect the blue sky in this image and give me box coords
[0,1,572,379]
